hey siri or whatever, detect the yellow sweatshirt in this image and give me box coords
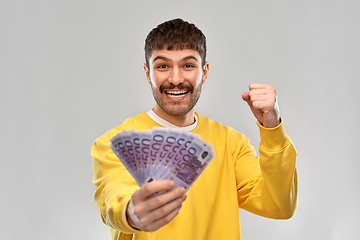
[91,112,298,240]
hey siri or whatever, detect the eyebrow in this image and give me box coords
[153,56,170,63]
[152,55,199,64]
[182,55,199,62]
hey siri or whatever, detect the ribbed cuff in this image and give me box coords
[257,117,289,151]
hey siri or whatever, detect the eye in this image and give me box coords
[184,64,194,68]
[158,65,168,69]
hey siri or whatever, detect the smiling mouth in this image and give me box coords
[165,89,189,98]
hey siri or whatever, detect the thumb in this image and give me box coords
[242,92,251,104]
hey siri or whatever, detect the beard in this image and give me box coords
[150,80,202,117]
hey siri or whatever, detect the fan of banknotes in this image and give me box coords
[110,127,215,191]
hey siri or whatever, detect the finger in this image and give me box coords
[249,89,276,96]
[137,189,186,231]
[248,86,277,97]
[144,205,183,232]
[133,180,175,201]
[248,94,276,103]
[133,186,186,220]
[146,190,186,221]
[251,101,270,112]
[144,187,186,212]
[249,83,274,90]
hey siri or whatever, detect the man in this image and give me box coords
[91,18,298,240]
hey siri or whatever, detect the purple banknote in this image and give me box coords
[110,128,215,192]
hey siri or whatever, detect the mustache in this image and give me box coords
[159,82,194,93]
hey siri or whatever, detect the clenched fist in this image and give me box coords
[242,83,281,128]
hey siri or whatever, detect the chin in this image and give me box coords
[162,106,193,117]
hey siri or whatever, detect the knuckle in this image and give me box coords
[133,206,141,216]
[163,214,173,224]
[138,217,146,226]
[160,206,168,215]
[143,184,152,193]
[268,86,276,93]
[154,197,164,206]
[132,189,140,198]
[146,225,155,232]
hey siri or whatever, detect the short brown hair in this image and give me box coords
[145,18,207,68]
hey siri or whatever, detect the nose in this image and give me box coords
[168,66,184,85]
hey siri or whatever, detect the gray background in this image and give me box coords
[0,0,359,239]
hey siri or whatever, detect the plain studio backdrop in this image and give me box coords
[0,0,359,239]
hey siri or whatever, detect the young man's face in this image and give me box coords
[144,49,209,119]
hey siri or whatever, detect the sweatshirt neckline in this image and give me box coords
[145,110,198,132]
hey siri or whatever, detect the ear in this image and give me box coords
[202,61,210,84]
[143,63,151,85]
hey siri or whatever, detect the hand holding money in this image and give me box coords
[242,83,281,128]
[110,127,215,231]
[127,180,187,232]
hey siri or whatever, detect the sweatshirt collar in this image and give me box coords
[146,109,197,132]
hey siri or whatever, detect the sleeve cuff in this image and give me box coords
[119,194,143,234]
[257,117,289,151]
[127,199,146,231]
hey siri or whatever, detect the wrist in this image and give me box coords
[126,199,146,231]
[261,117,281,128]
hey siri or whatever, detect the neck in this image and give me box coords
[152,105,196,127]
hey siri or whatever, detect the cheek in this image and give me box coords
[149,73,160,88]
[183,71,201,82]
[150,72,168,88]
[194,72,204,85]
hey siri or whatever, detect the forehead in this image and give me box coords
[149,49,201,63]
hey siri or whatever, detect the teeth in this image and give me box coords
[165,90,188,98]
[166,90,188,95]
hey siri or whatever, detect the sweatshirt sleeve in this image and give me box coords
[235,119,298,219]
[91,131,142,234]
